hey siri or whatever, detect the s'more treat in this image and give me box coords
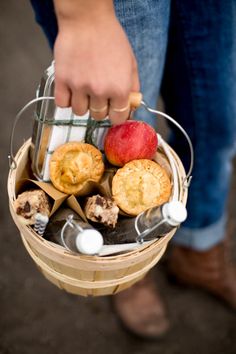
[84,195,119,228]
[14,189,50,225]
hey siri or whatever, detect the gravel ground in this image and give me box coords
[1,2,236,354]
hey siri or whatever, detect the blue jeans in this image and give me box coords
[30,0,236,250]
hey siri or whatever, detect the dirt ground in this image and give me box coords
[1,2,236,354]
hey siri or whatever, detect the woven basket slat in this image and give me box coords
[112,274,146,295]
[21,234,165,288]
[8,140,187,296]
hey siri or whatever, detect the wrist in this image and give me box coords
[54,0,116,27]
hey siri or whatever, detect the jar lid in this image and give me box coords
[162,201,187,226]
[75,229,104,255]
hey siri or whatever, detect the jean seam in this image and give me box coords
[173,2,210,222]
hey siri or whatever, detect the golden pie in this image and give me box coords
[112,159,172,216]
[50,142,104,195]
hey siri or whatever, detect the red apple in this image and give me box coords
[104,120,158,166]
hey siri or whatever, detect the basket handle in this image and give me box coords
[8,93,193,186]
[8,96,55,170]
[140,100,194,187]
[129,92,142,109]
[8,92,142,170]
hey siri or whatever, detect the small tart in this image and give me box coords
[112,159,171,216]
[50,142,104,195]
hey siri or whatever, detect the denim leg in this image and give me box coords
[30,0,58,49]
[161,0,236,250]
[30,0,170,127]
[114,0,171,128]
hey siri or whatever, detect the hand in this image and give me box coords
[53,0,140,124]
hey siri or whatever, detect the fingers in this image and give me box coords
[54,70,89,115]
[71,92,89,116]
[54,84,140,123]
[54,81,71,107]
[54,72,140,122]
[109,64,140,125]
[89,96,109,120]
[109,94,130,125]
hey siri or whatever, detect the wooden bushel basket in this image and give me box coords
[8,138,188,297]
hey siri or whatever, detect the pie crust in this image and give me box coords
[112,159,171,216]
[50,142,104,195]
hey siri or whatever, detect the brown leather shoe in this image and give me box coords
[112,273,169,338]
[168,242,236,309]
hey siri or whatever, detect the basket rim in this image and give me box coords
[8,139,188,265]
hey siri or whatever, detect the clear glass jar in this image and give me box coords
[135,201,187,243]
[60,214,104,255]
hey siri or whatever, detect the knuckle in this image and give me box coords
[119,91,130,102]
[111,85,130,101]
[70,78,82,90]
[55,68,70,85]
[89,83,106,98]
[55,73,66,84]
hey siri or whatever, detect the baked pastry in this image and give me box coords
[84,194,119,228]
[14,189,50,225]
[112,159,171,216]
[50,142,105,195]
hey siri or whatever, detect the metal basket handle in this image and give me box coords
[140,100,194,187]
[8,94,194,187]
[8,96,55,170]
[8,93,142,170]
